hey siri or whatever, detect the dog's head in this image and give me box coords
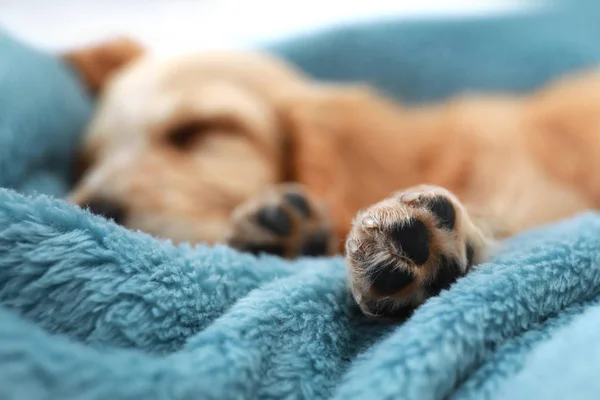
[66,38,415,246]
[66,38,317,244]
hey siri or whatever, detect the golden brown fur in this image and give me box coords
[285,79,600,244]
[66,37,600,250]
[65,37,145,95]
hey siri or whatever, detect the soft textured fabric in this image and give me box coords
[4,2,600,399]
[269,1,600,103]
[0,32,92,197]
[2,190,600,400]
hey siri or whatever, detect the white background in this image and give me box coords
[0,0,535,55]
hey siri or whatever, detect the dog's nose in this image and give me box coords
[84,198,126,224]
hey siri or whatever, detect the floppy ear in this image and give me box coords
[63,36,145,95]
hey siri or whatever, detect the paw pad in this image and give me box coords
[346,185,481,320]
[368,262,415,295]
[226,184,335,258]
[256,206,292,236]
[425,196,456,230]
[283,192,311,218]
[389,218,430,265]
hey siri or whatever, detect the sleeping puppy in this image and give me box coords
[66,38,600,319]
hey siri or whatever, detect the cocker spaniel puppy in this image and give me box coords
[66,38,600,319]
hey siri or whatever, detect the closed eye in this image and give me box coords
[167,116,244,150]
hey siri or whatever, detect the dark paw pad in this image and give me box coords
[284,192,311,218]
[256,206,292,236]
[368,260,415,295]
[299,230,330,256]
[227,184,333,260]
[426,255,463,296]
[425,196,456,230]
[389,218,430,265]
[364,300,415,320]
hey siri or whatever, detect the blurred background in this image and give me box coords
[1,0,533,55]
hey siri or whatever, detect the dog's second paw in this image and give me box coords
[224,183,336,258]
[345,185,491,320]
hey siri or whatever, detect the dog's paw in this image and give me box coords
[224,183,337,258]
[345,185,492,320]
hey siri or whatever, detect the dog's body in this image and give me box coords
[67,38,600,319]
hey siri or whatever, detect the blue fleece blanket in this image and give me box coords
[3,3,600,399]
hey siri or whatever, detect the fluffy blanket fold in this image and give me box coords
[3,3,600,399]
[3,187,600,400]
